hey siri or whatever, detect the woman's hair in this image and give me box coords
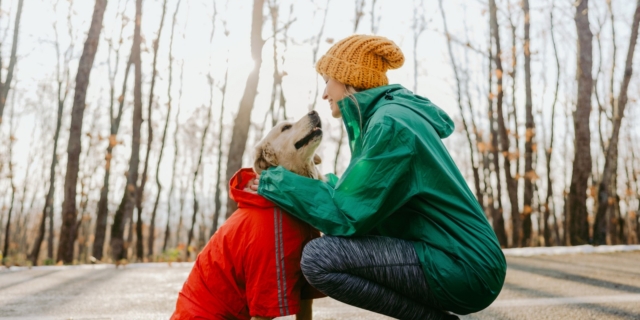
[343,84,364,132]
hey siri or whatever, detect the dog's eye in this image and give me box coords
[281,124,292,132]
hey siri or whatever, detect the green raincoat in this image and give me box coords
[258,84,506,315]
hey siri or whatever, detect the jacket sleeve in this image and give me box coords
[258,120,415,236]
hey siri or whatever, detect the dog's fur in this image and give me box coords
[251,111,323,320]
[253,111,323,179]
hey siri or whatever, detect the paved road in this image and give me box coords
[1,252,639,319]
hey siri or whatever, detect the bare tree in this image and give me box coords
[13,124,36,260]
[412,0,426,94]
[163,61,185,253]
[225,0,265,217]
[566,0,593,246]
[0,0,24,125]
[624,128,637,243]
[270,1,294,126]
[111,0,143,262]
[631,132,640,242]
[186,3,217,260]
[506,2,520,179]
[57,0,108,264]
[148,0,179,259]
[490,0,520,247]
[93,1,132,261]
[484,20,508,247]
[20,139,47,258]
[212,20,230,235]
[439,0,482,208]
[29,1,75,265]
[135,0,168,260]
[594,0,640,245]
[257,1,294,140]
[74,116,101,262]
[2,105,16,264]
[542,2,562,246]
[370,0,379,34]
[309,0,331,111]
[522,0,536,247]
[353,0,365,32]
[333,0,365,175]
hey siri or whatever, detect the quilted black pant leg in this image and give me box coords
[300,235,458,320]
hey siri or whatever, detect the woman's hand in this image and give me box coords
[244,175,260,194]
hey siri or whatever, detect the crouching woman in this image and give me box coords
[252,35,506,320]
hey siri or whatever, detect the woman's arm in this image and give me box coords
[258,120,416,236]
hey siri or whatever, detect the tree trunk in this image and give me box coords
[486,25,507,247]
[521,0,536,247]
[332,0,366,177]
[490,0,520,247]
[439,0,483,208]
[30,8,76,264]
[225,0,265,218]
[164,62,185,253]
[186,2,218,259]
[29,92,65,265]
[14,129,34,260]
[544,3,562,246]
[309,0,330,111]
[507,6,520,182]
[268,1,283,127]
[567,0,594,246]
[0,0,24,124]
[147,0,174,259]
[111,0,143,262]
[93,2,132,261]
[187,82,215,260]
[136,0,168,261]
[94,60,132,261]
[594,0,640,245]
[57,0,108,264]
[2,108,16,264]
[212,44,230,236]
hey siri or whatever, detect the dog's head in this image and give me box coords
[254,111,323,179]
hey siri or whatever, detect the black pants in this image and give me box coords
[300,235,458,320]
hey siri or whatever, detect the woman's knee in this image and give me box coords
[301,237,325,277]
[301,236,341,284]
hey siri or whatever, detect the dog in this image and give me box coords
[172,111,325,320]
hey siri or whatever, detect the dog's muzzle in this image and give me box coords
[295,111,323,150]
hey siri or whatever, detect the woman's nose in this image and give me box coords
[322,87,328,100]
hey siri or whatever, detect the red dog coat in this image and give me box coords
[172,168,325,319]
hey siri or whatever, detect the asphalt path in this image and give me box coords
[1,251,639,319]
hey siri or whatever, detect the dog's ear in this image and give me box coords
[313,153,322,165]
[253,142,278,174]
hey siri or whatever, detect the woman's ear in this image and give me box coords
[253,142,277,174]
[313,153,322,165]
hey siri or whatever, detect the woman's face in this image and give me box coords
[322,75,347,118]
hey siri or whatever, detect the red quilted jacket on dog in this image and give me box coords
[172,168,325,319]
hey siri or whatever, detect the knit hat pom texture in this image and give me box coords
[316,34,405,90]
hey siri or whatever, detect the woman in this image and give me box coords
[252,35,506,320]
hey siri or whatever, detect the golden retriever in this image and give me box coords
[250,110,323,320]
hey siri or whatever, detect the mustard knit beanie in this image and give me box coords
[316,34,405,90]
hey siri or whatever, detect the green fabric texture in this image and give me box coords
[257,84,506,314]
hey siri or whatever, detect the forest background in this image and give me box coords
[0,0,639,265]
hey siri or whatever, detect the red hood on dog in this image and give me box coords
[229,168,275,209]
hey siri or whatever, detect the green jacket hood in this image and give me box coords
[338,84,455,142]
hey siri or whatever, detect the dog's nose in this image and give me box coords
[308,110,317,116]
